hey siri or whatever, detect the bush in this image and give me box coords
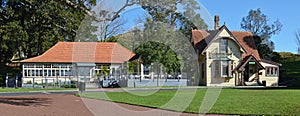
[61,83,77,88]
[26,81,32,84]
[0,76,4,87]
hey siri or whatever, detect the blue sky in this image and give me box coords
[198,0,300,53]
[96,0,300,53]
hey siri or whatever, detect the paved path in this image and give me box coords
[0,94,93,116]
[0,93,221,116]
[82,97,203,116]
[0,87,238,116]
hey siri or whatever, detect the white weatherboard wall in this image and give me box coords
[205,36,243,86]
[219,29,231,37]
[259,62,279,86]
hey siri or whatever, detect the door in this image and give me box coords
[243,65,249,82]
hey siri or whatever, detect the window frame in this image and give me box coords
[265,66,279,77]
[214,60,232,78]
[219,38,228,53]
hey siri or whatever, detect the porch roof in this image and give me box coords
[236,55,264,71]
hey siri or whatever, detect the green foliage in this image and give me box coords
[97,66,110,77]
[135,41,180,73]
[127,62,136,74]
[278,52,300,87]
[26,81,32,84]
[61,84,77,88]
[105,36,118,42]
[141,0,207,38]
[0,0,97,63]
[0,76,3,87]
[241,9,282,59]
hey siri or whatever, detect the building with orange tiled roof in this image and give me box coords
[20,15,281,87]
[193,15,281,86]
[21,42,135,85]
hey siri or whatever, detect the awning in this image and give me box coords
[76,63,96,67]
[213,57,232,61]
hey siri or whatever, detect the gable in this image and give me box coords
[192,25,261,60]
[196,25,247,54]
[218,29,231,37]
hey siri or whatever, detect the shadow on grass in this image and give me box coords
[0,97,52,107]
[233,87,300,90]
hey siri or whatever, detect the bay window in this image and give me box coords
[213,60,232,78]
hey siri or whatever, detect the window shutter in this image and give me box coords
[214,60,221,77]
[228,61,232,77]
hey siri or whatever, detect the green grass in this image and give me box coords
[79,89,300,115]
[0,88,76,92]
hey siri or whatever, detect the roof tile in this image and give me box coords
[192,29,261,60]
[21,42,135,63]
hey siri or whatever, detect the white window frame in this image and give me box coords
[214,60,232,78]
[265,67,278,77]
[219,38,228,53]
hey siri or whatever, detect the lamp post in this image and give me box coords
[137,56,142,82]
[5,73,8,88]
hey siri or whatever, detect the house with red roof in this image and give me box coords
[21,42,134,85]
[20,16,280,87]
[193,16,281,86]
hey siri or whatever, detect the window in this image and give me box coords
[78,67,91,76]
[214,60,232,78]
[222,61,229,77]
[266,67,278,76]
[220,38,228,53]
[44,70,47,76]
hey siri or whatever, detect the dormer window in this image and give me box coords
[220,38,228,53]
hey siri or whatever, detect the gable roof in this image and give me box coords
[260,59,282,66]
[232,31,261,60]
[21,42,135,63]
[192,25,261,60]
[236,55,264,71]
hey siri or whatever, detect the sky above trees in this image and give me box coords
[97,0,299,53]
[198,0,300,53]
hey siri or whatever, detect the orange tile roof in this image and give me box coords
[232,31,261,60]
[192,29,261,60]
[21,42,135,63]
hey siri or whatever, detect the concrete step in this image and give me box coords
[245,82,259,86]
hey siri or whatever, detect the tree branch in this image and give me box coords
[62,0,140,22]
[62,0,93,16]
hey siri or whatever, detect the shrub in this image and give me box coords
[26,81,32,84]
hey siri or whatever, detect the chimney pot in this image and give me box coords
[214,15,220,30]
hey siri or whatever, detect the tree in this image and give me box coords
[241,8,282,59]
[93,3,127,41]
[0,0,97,62]
[135,41,180,74]
[0,21,28,62]
[141,0,207,30]
[296,30,300,54]
[178,0,208,40]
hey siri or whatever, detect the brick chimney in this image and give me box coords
[214,15,220,30]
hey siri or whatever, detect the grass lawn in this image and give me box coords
[79,88,300,115]
[0,88,76,92]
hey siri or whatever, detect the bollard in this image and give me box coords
[78,82,85,92]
